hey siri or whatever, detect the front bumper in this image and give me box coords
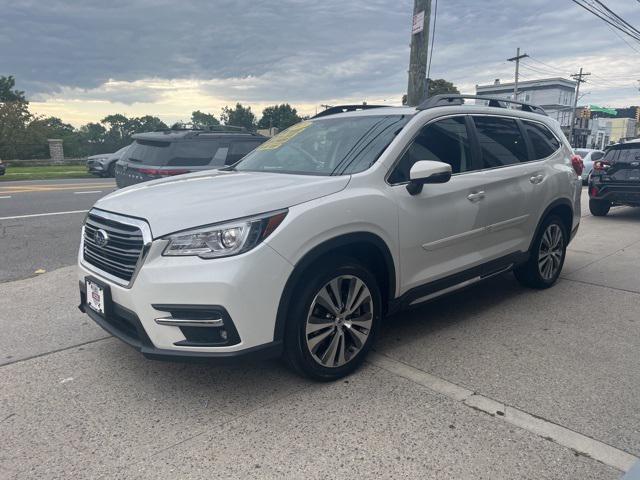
[78,239,293,361]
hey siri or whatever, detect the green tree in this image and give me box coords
[0,75,26,102]
[257,104,301,130]
[0,76,32,159]
[127,115,168,134]
[220,103,256,130]
[427,78,460,97]
[191,110,219,128]
[402,78,460,105]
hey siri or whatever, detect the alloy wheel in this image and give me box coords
[538,224,564,280]
[305,275,374,368]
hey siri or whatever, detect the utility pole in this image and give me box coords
[569,68,591,146]
[406,0,431,106]
[507,48,528,103]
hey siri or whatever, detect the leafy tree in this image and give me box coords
[127,115,168,135]
[220,103,256,130]
[0,76,32,159]
[0,76,26,103]
[257,104,301,130]
[191,110,219,128]
[402,78,460,105]
[427,78,460,97]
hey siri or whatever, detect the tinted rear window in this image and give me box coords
[473,117,529,167]
[523,121,560,160]
[603,144,640,163]
[124,139,225,166]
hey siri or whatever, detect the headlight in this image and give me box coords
[163,210,287,259]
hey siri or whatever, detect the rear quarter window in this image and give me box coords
[522,121,560,160]
[473,116,529,168]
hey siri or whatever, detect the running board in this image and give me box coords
[409,263,514,307]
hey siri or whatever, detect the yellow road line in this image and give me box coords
[0,183,114,194]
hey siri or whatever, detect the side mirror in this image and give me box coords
[406,160,452,195]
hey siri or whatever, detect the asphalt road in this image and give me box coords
[0,178,116,282]
[1,182,639,479]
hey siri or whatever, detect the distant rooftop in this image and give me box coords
[477,77,577,90]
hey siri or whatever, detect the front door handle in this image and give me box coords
[530,174,544,184]
[467,191,485,202]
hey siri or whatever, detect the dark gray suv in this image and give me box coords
[115,127,267,188]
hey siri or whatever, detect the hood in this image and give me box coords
[94,169,350,237]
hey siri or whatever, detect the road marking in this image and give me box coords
[73,190,102,195]
[0,195,11,199]
[368,352,638,472]
[0,183,114,195]
[0,209,89,221]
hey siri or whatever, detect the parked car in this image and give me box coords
[87,145,131,178]
[114,127,266,188]
[78,95,582,380]
[588,139,640,216]
[0,159,5,176]
[575,148,604,185]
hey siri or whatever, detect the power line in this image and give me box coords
[589,0,640,39]
[570,0,640,42]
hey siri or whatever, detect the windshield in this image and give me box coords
[234,115,409,175]
[603,144,640,163]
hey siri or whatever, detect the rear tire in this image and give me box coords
[283,257,381,381]
[514,215,567,289]
[589,199,610,216]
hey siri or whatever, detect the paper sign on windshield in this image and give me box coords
[257,121,312,151]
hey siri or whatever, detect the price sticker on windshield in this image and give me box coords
[257,121,312,151]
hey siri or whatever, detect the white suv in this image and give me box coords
[78,95,582,380]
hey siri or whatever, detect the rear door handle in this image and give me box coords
[467,191,485,202]
[530,174,544,184]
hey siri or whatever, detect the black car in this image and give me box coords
[589,140,640,216]
[87,145,131,178]
[115,127,267,188]
[0,159,5,176]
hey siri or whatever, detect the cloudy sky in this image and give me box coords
[3,0,639,126]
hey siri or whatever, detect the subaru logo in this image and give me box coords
[94,229,109,248]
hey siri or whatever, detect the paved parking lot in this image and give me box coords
[1,187,639,479]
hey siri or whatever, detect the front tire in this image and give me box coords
[106,162,116,178]
[589,199,610,216]
[284,258,381,381]
[514,215,567,289]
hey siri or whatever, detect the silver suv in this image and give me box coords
[78,95,582,380]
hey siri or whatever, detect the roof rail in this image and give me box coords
[417,94,547,116]
[312,104,386,119]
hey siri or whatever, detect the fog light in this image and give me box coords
[220,329,228,341]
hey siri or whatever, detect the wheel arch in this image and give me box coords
[273,232,396,342]
[528,198,574,252]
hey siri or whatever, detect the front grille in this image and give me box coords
[83,213,145,283]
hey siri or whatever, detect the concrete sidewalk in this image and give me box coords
[1,191,638,479]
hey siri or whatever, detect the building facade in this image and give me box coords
[476,78,577,129]
[589,117,637,149]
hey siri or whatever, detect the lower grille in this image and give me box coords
[83,211,147,284]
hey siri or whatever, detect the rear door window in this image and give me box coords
[522,121,560,160]
[473,116,529,168]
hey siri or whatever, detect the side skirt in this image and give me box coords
[387,251,528,315]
